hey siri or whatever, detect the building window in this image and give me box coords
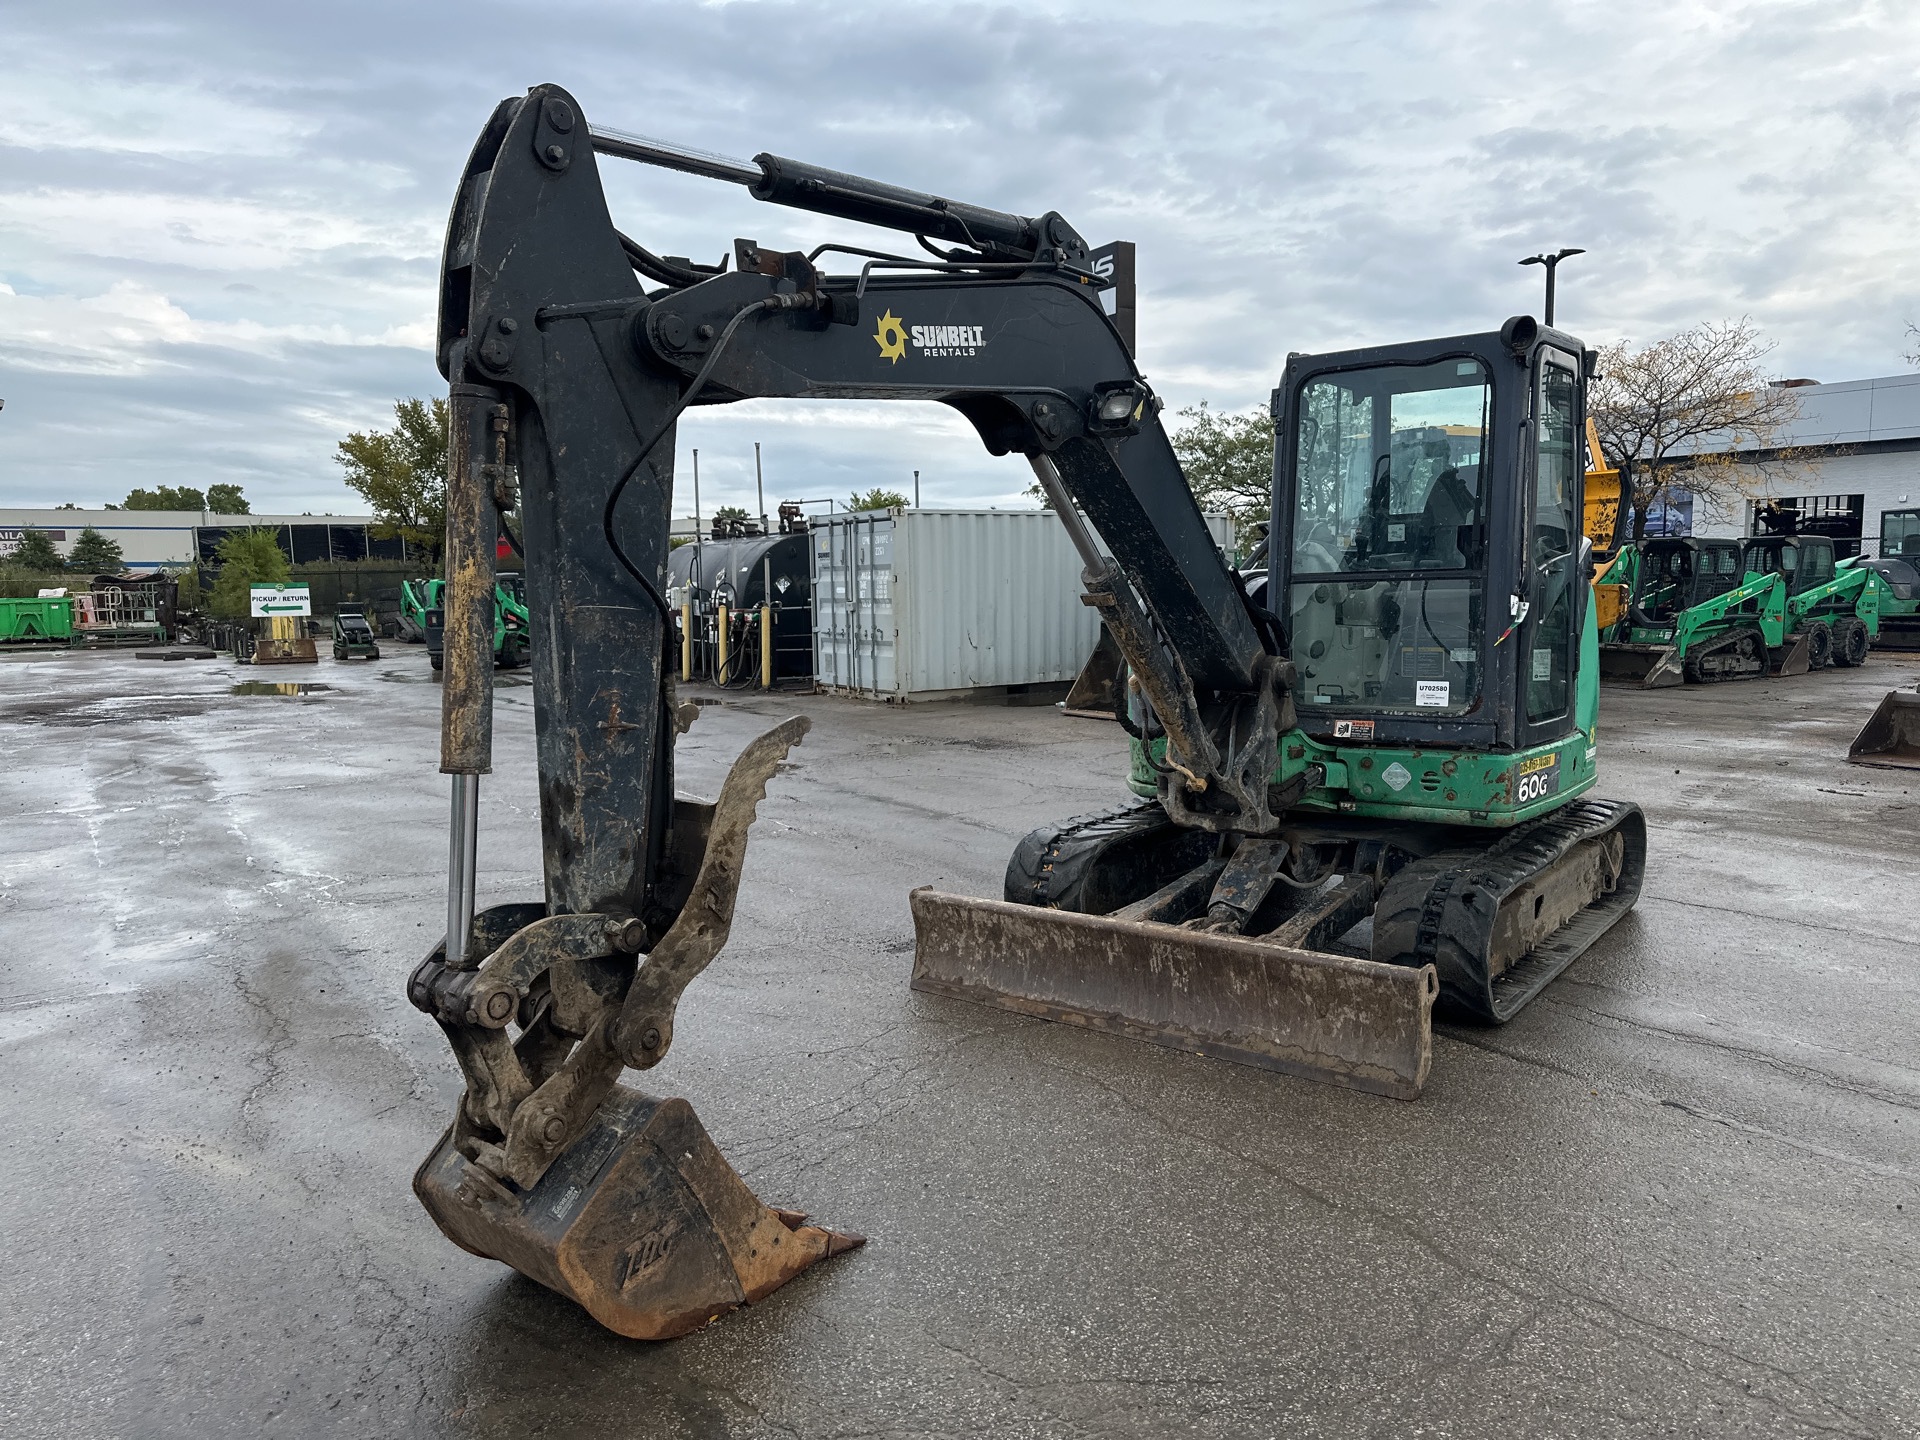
[1754,495,1865,557]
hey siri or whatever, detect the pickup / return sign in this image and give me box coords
[251,584,312,618]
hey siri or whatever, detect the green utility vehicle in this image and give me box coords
[1740,534,1879,668]
[399,578,439,642]
[332,607,382,661]
[1860,507,1920,649]
[1596,537,1798,686]
[425,575,529,673]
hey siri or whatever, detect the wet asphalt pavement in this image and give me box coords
[2,647,1916,1439]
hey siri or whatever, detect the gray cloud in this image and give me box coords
[3,0,1918,522]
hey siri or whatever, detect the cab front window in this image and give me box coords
[1288,357,1490,716]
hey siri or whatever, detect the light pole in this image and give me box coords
[913,470,920,508]
[1519,248,1585,327]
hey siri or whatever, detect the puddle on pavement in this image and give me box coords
[231,682,334,697]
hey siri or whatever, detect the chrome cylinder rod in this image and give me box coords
[446,774,480,966]
[588,125,763,186]
[1027,453,1106,578]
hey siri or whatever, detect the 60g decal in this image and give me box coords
[1514,753,1561,805]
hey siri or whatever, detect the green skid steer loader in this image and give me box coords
[1597,538,1802,686]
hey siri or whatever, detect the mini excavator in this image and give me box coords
[413,84,1647,1340]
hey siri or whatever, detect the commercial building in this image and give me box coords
[1688,372,1920,557]
[0,508,406,569]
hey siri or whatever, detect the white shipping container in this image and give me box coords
[810,508,1237,702]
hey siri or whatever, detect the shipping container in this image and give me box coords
[810,508,1236,702]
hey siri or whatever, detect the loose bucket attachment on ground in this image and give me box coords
[1599,643,1684,688]
[415,1086,862,1339]
[1848,688,1920,769]
[910,890,1438,1099]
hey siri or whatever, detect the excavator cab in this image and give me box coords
[1273,328,1585,742]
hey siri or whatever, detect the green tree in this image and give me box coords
[206,483,249,515]
[207,529,290,617]
[336,397,448,560]
[66,527,124,574]
[122,485,207,511]
[847,487,909,512]
[1170,402,1273,544]
[6,529,63,571]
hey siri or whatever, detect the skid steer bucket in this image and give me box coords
[1061,627,1124,718]
[1848,688,1920,769]
[1599,643,1684,688]
[1771,633,1812,677]
[909,890,1438,1099]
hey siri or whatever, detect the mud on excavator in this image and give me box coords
[413,84,1646,1340]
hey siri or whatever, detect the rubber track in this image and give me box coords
[1004,803,1178,909]
[1383,798,1647,1023]
[1683,625,1767,684]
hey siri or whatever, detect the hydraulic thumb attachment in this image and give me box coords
[412,365,858,1339]
[410,714,863,1340]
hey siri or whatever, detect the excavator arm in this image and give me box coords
[412,83,1292,1340]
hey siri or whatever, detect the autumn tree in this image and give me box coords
[66,527,124,573]
[1589,319,1801,542]
[336,397,449,560]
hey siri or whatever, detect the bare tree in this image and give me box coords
[1589,319,1802,541]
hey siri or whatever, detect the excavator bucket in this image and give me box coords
[1848,688,1920,769]
[415,1087,862,1339]
[910,891,1438,1100]
[1599,643,1685,688]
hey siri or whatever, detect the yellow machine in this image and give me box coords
[1583,418,1629,631]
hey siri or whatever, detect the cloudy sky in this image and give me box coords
[3,0,1917,521]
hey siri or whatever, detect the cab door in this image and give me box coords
[1522,347,1583,744]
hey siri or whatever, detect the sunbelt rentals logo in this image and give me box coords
[872,310,985,363]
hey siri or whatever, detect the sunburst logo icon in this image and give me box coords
[873,310,908,364]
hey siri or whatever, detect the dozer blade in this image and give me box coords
[909,889,1438,1099]
[1599,643,1684,688]
[415,1086,862,1340]
[1848,688,1920,769]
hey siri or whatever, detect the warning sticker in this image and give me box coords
[1415,680,1450,707]
[1381,761,1412,792]
[1333,718,1375,741]
[1532,648,1554,681]
[1514,752,1561,804]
